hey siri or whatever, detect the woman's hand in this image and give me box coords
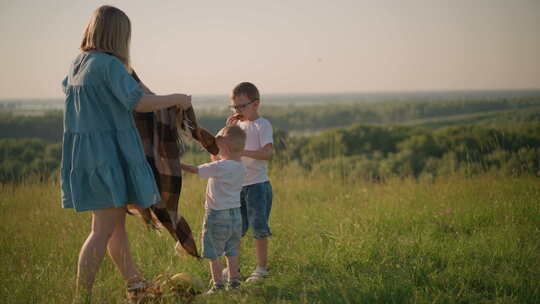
[175,94,192,109]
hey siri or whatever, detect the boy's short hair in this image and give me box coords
[232,82,260,102]
[221,125,246,153]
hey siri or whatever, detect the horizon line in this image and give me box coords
[2,87,540,102]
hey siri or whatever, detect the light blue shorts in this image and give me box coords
[241,181,273,239]
[201,208,242,259]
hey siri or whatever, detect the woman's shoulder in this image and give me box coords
[68,51,108,70]
[76,51,121,67]
[70,51,126,79]
[98,51,124,65]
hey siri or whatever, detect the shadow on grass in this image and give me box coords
[224,262,415,304]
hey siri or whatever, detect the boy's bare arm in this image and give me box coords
[180,163,199,174]
[242,143,273,160]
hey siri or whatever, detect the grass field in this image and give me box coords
[1,168,539,303]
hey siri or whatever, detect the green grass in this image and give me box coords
[1,169,539,303]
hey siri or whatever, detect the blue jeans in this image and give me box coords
[201,208,242,259]
[240,181,273,239]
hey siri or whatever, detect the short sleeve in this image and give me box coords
[106,58,144,111]
[259,119,273,147]
[61,76,68,95]
[198,161,226,179]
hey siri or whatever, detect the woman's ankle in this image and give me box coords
[126,276,145,286]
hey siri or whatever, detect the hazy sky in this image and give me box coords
[1,0,539,99]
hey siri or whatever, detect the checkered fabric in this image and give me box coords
[126,71,217,259]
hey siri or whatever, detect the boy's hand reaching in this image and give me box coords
[180,163,198,174]
[226,114,242,126]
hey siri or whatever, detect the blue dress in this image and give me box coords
[61,51,160,211]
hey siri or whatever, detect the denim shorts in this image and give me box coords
[201,208,242,259]
[241,181,273,239]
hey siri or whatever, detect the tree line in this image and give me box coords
[272,122,540,181]
[0,139,61,183]
[2,97,540,141]
[1,122,539,183]
[1,97,539,183]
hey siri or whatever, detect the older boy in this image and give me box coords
[226,82,274,282]
[180,125,246,294]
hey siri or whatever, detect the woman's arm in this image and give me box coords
[130,70,189,112]
[135,94,191,113]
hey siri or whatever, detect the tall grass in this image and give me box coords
[1,169,539,303]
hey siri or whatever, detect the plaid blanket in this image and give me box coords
[127,71,217,259]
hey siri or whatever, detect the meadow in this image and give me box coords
[1,94,539,303]
[1,168,539,303]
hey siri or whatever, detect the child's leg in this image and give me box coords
[251,182,272,270]
[255,238,268,268]
[77,207,125,297]
[106,210,142,284]
[223,207,243,279]
[225,255,240,279]
[244,182,272,281]
[209,258,224,284]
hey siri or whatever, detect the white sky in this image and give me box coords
[1,0,539,99]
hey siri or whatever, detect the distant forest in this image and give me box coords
[1,97,539,183]
[2,97,540,141]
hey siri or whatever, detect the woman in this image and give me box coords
[61,5,190,301]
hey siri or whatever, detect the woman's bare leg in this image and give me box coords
[106,210,142,284]
[76,208,125,298]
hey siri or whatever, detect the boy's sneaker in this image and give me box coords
[245,269,269,282]
[205,282,225,295]
[227,277,241,290]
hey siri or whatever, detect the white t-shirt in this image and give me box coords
[237,117,273,186]
[198,160,245,210]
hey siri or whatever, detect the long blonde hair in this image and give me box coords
[80,5,132,69]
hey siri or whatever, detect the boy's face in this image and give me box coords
[230,94,259,120]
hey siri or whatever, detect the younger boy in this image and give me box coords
[226,82,274,282]
[180,125,246,294]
